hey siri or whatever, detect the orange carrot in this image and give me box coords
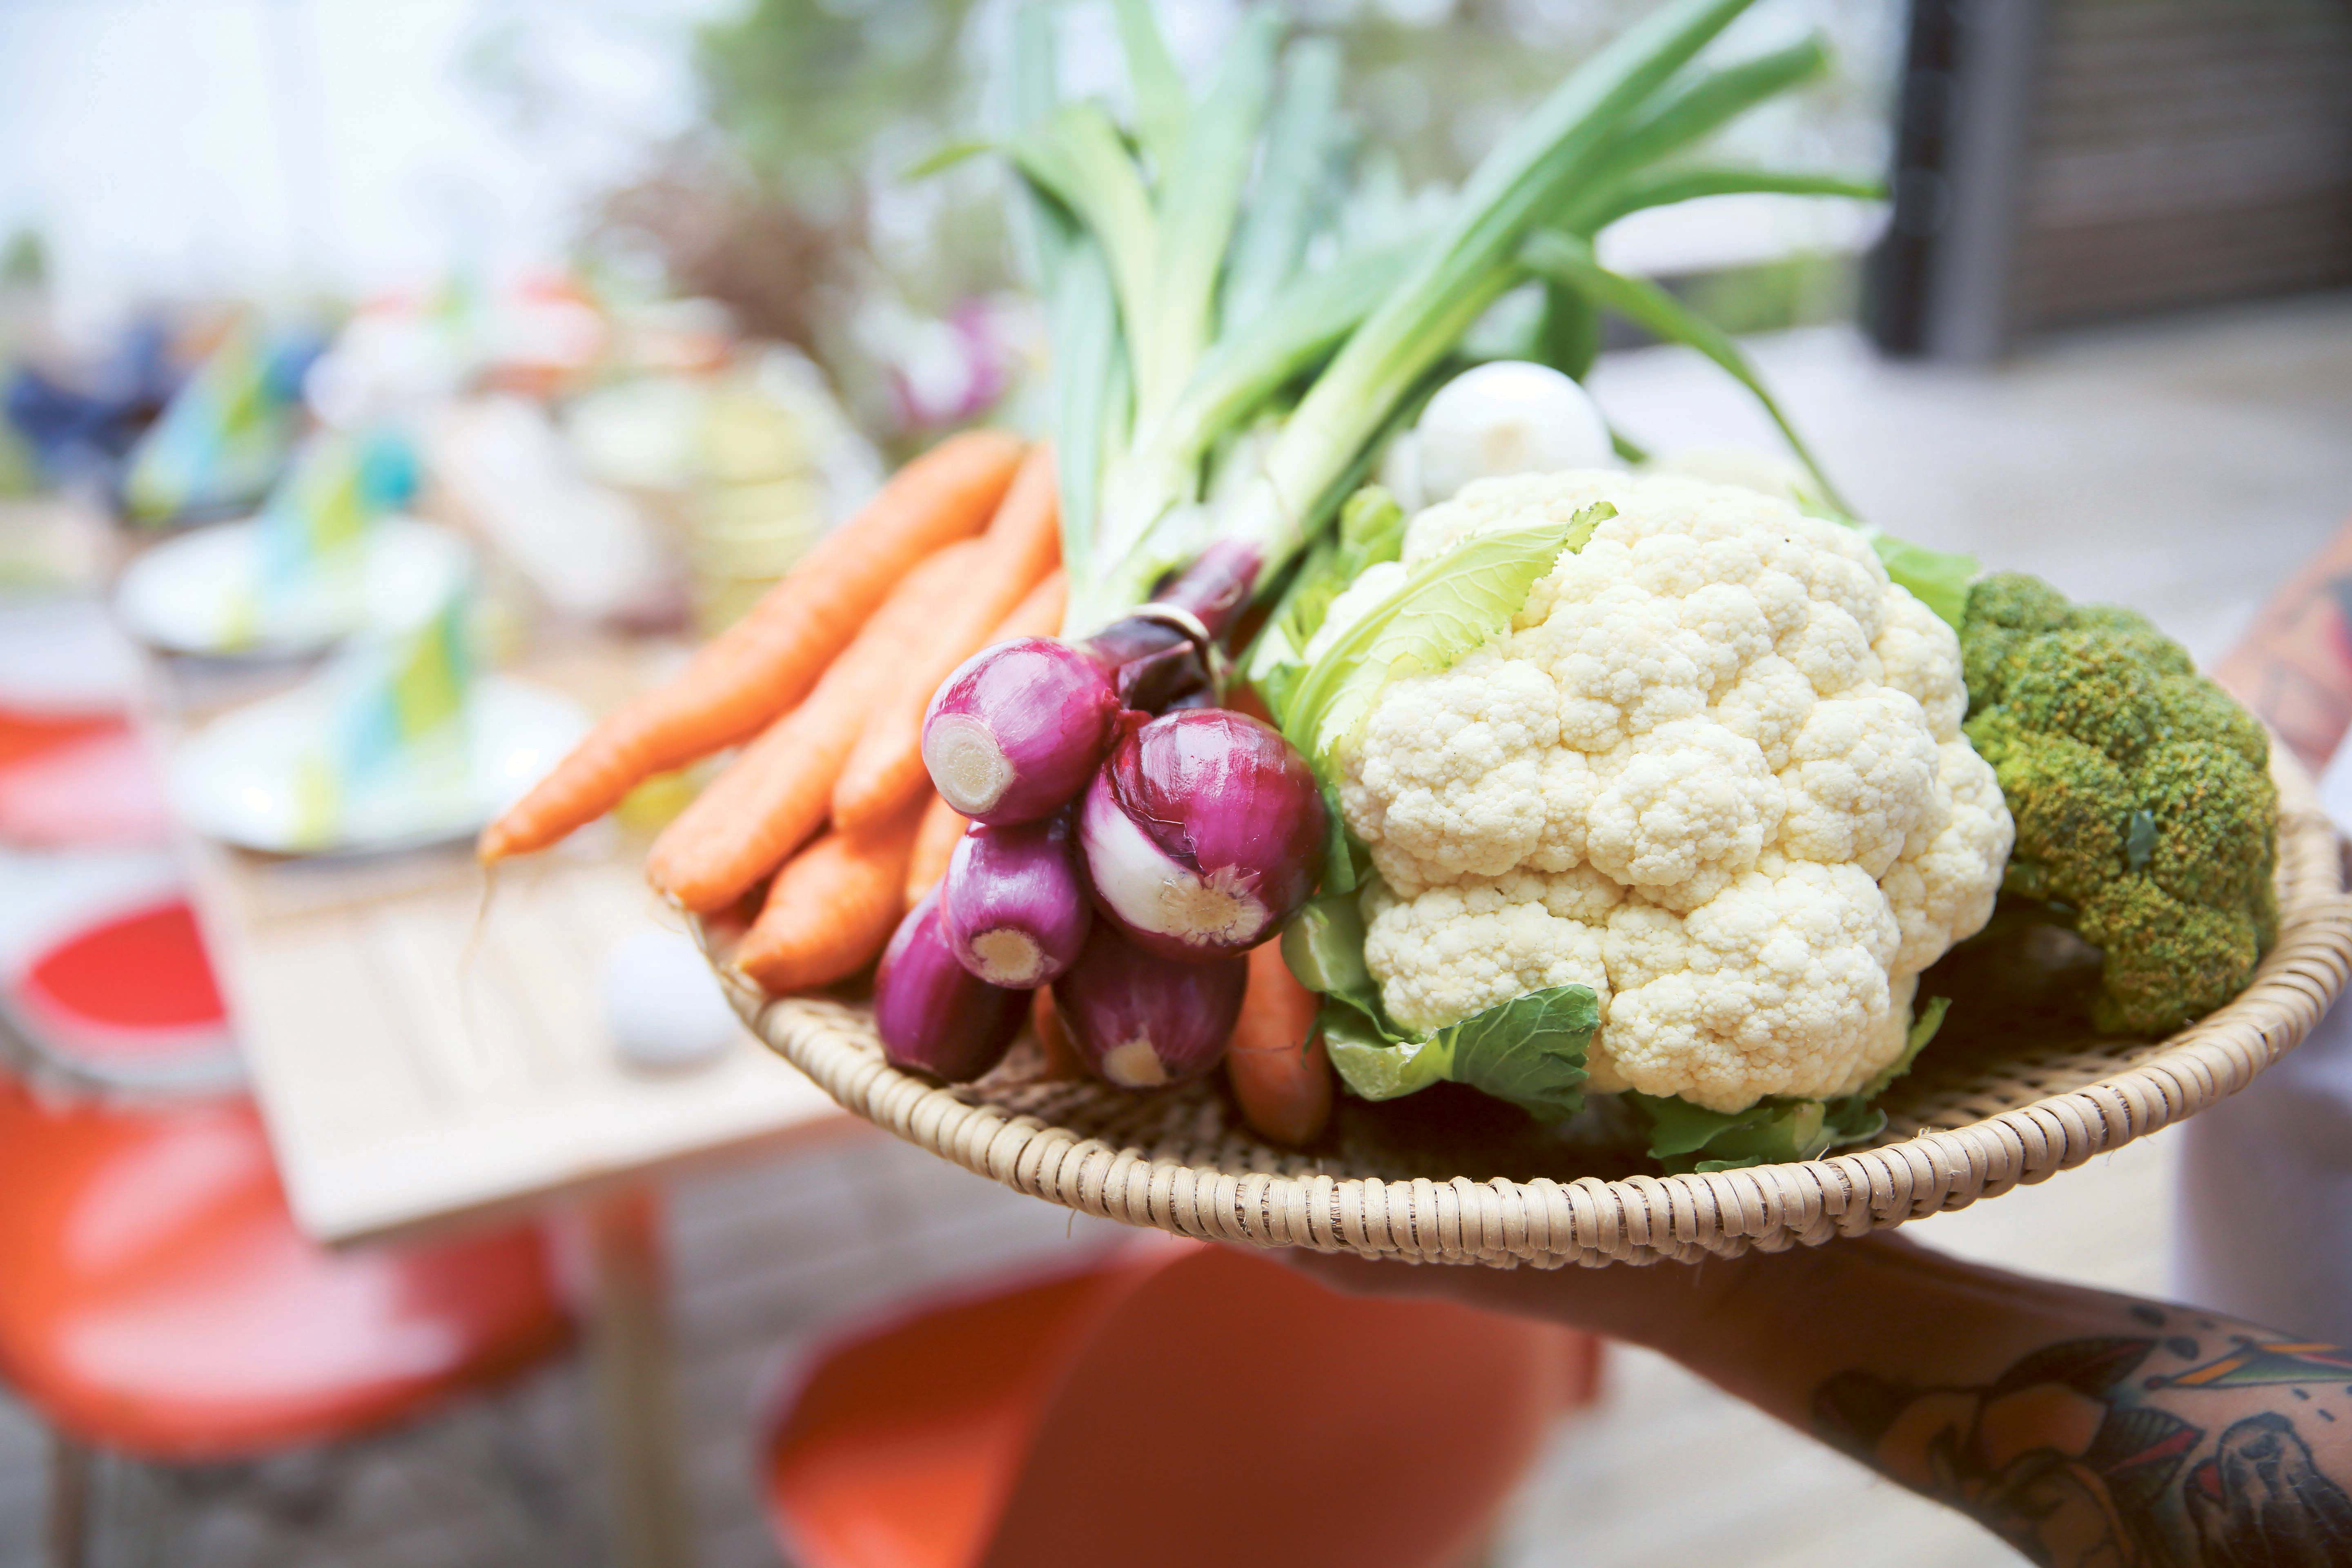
[903,794,970,907]
[480,430,1025,861]
[1225,940,1332,1146]
[1031,987,1086,1080]
[646,540,982,912]
[734,797,927,993]
[829,445,1063,833]
[993,568,1068,643]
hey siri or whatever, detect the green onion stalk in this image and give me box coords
[969,0,1896,638]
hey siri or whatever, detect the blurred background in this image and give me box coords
[0,1,2348,1565]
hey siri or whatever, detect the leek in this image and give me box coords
[969,0,1879,635]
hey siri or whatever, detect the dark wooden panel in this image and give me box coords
[2009,0,2352,333]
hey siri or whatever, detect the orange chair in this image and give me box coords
[0,689,574,1562]
[765,1239,1599,1568]
[0,1083,573,1563]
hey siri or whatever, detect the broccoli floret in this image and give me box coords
[2150,673,2270,767]
[1960,572,2073,713]
[1960,573,2278,1036]
[2077,880,2263,1036]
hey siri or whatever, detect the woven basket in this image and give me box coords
[720,748,2352,1267]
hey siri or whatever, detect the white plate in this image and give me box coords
[170,676,590,855]
[114,515,474,657]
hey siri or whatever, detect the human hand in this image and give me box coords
[1279,1241,1787,1357]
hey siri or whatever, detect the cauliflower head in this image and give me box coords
[1336,470,2012,1114]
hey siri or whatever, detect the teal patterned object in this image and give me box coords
[290,587,478,848]
[122,324,304,524]
[253,430,420,601]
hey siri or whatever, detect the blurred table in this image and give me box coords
[181,828,843,1245]
[151,639,853,1568]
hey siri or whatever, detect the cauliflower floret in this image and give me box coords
[1584,720,1783,911]
[1523,579,1710,751]
[1343,468,2014,1114]
[1779,598,1881,695]
[1341,651,1568,896]
[1711,653,1814,771]
[1363,871,1612,1033]
[1880,741,2012,976]
[1874,590,1967,741]
[1777,690,1940,878]
[1591,858,1901,1111]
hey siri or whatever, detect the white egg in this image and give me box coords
[1413,361,1615,503]
[602,929,741,1072]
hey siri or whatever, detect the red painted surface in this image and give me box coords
[765,1241,1599,1568]
[21,901,226,1032]
[0,1086,570,1459]
[0,710,118,773]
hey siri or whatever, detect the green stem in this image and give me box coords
[1253,0,1759,583]
[1521,227,1850,514]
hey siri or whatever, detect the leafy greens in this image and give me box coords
[1625,996,1951,1172]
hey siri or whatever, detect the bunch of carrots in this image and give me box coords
[480,430,1331,1145]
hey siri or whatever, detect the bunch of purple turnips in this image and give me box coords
[878,542,1327,1089]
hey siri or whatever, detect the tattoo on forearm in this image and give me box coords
[1811,1305,2352,1567]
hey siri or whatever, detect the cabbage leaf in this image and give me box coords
[1277,501,1612,768]
[1323,984,1598,1123]
[1283,891,1597,1121]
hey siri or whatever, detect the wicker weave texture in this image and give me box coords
[731,751,2352,1268]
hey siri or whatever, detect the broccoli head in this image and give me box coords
[1960,573,2278,1036]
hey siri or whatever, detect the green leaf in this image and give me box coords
[1866,993,1951,1100]
[1110,0,1190,175]
[1570,36,1831,206]
[1534,280,1599,381]
[1441,985,1597,1120]
[1324,1004,1448,1096]
[1221,38,1348,334]
[902,138,995,181]
[1281,504,1612,767]
[1281,893,1378,1009]
[1337,484,1407,563]
[1247,483,1409,713]
[1255,0,1760,574]
[1316,784,1359,895]
[2126,808,2158,872]
[1521,228,1849,515]
[1005,3,1118,594]
[1252,649,1304,726]
[1584,167,1885,231]
[1166,241,1419,468]
[1327,984,1599,1122]
[1007,105,1162,393]
[1007,4,1078,290]
[1818,1095,1888,1151]
[1044,243,1124,591]
[1141,7,1281,423]
[1629,1092,1834,1173]
[1862,528,1977,631]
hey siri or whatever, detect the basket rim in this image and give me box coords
[718,746,2352,1268]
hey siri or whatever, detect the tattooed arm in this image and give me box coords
[1296,1237,2352,1567]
